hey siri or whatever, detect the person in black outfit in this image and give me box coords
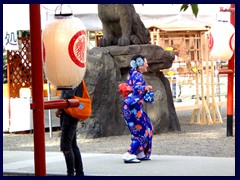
[55,82,84,176]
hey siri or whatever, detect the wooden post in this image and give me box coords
[226,4,235,136]
[190,62,201,124]
[29,4,46,176]
[200,33,212,125]
[204,32,210,113]
[211,57,223,124]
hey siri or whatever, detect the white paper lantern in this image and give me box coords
[230,33,235,51]
[42,15,87,88]
[209,21,235,61]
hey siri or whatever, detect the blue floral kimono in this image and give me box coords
[122,70,154,159]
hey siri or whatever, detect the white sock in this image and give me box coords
[137,151,145,158]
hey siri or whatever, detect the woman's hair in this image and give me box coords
[131,54,145,61]
[130,54,145,70]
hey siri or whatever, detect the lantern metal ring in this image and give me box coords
[54,4,73,17]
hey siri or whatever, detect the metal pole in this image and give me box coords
[216,61,221,112]
[227,4,235,136]
[29,4,46,176]
[47,81,52,138]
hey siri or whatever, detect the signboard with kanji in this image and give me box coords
[4,31,19,50]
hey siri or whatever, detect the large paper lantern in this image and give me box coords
[209,21,235,61]
[42,9,87,89]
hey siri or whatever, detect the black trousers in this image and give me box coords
[60,111,84,176]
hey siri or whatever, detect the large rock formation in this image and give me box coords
[79,44,181,138]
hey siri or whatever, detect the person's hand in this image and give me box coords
[55,109,61,118]
[145,85,152,91]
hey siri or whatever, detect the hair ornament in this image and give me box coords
[130,60,137,70]
[136,57,144,67]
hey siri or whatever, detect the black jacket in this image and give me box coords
[61,81,83,99]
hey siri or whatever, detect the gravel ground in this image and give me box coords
[3,107,235,158]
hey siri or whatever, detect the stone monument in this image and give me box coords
[78,4,181,138]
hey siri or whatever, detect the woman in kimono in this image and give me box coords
[122,54,154,163]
